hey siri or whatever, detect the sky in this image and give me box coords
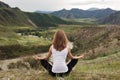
[1,0,120,12]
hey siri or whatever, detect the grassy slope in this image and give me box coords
[0,26,51,59]
[65,51,120,80]
[0,51,119,80]
[25,12,67,27]
[0,8,33,26]
[0,23,51,46]
[62,18,97,24]
[0,26,19,45]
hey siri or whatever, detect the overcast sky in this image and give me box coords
[1,0,120,12]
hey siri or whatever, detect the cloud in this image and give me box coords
[71,0,106,5]
[2,0,120,11]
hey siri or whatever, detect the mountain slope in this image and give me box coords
[51,8,116,18]
[69,26,120,59]
[25,12,67,27]
[0,1,67,27]
[0,8,34,26]
[98,11,120,25]
[0,1,10,8]
[0,1,33,27]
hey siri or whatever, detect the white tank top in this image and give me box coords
[51,45,68,73]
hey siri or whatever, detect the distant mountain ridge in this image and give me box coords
[51,8,116,18]
[99,11,120,25]
[35,11,53,14]
[87,8,99,11]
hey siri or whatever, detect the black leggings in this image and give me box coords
[40,59,78,77]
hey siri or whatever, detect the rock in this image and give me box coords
[0,67,2,71]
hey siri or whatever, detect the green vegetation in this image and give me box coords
[1,51,120,80]
[49,25,120,60]
[0,8,32,26]
[65,51,120,80]
[62,18,96,24]
[0,1,76,28]
[0,26,51,59]
[25,12,67,27]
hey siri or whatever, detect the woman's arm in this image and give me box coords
[68,48,84,59]
[34,46,52,60]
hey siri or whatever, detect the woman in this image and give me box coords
[34,30,84,77]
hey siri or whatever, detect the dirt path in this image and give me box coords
[0,52,47,70]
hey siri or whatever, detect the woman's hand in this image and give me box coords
[78,54,85,59]
[33,55,41,60]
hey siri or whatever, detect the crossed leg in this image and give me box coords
[40,59,78,77]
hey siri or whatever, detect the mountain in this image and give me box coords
[87,8,99,11]
[35,10,53,14]
[51,8,116,18]
[0,8,35,26]
[0,1,10,8]
[0,1,67,27]
[25,12,67,27]
[98,11,120,25]
[0,1,34,27]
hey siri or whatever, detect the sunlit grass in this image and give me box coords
[17,35,51,46]
[66,52,120,80]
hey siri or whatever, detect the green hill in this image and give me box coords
[0,8,34,26]
[69,26,120,59]
[25,12,67,27]
[0,1,68,28]
[0,1,34,27]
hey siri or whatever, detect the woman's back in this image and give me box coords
[51,45,68,73]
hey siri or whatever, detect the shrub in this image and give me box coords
[0,44,50,59]
[8,57,44,70]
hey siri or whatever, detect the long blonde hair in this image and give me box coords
[52,30,68,51]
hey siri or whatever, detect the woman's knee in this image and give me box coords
[40,59,47,65]
[71,59,78,63]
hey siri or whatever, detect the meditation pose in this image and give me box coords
[34,30,84,77]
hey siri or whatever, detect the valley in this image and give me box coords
[0,1,120,80]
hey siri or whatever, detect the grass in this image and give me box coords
[0,51,119,80]
[62,18,97,24]
[0,23,120,79]
[0,26,52,59]
[65,52,120,80]
[17,35,51,46]
[0,25,51,46]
